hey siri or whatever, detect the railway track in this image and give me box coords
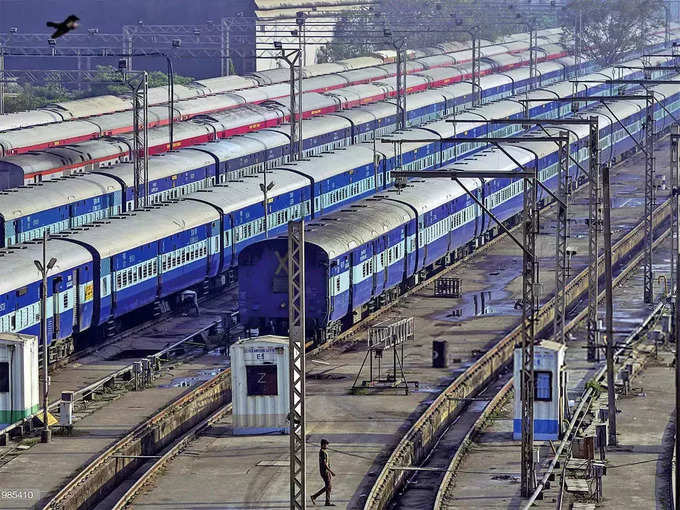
[106,404,234,510]
[361,201,672,509]
[386,232,670,510]
[0,282,238,442]
[43,135,672,509]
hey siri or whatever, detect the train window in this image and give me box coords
[117,274,122,289]
[153,260,157,274]
[336,277,341,293]
[122,273,127,287]
[534,371,552,401]
[162,258,167,272]
[143,265,148,279]
[103,278,108,295]
[0,362,7,392]
[182,251,186,264]
[138,267,142,280]
[63,292,69,309]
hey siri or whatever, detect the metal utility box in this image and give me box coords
[230,336,290,435]
[59,391,74,427]
[513,340,567,441]
[0,334,39,428]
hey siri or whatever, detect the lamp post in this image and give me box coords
[295,11,305,160]
[272,41,301,161]
[133,50,176,153]
[168,41,180,151]
[383,28,407,130]
[260,175,275,238]
[34,230,57,443]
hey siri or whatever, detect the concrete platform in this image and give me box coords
[0,290,237,509]
[0,353,230,509]
[41,289,238,408]
[598,351,675,509]
[130,139,668,509]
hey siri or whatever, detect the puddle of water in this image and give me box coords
[433,261,522,323]
[164,368,226,388]
[109,349,159,361]
[414,386,441,393]
[469,400,489,412]
[611,197,643,208]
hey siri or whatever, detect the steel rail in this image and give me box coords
[42,191,671,510]
[434,244,668,510]
[38,177,566,509]
[42,129,673,509]
[43,363,232,510]
[0,316,223,438]
[523,299,667,508]
[362,195,673,510]
[432,379,514,509]
[110,404,233,510]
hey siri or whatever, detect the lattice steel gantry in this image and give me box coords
[288,220,307,510]
[126,70,149,209]
[587,117,601,360]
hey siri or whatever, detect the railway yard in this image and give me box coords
[1,4,680,510]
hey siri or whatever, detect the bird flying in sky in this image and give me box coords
[46,15,79,39]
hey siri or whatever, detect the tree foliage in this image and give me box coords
[316,0,557,63]
[3,66,194,113]
[559,0,665,66]
[87,66,194,96]
[4,84,73,113]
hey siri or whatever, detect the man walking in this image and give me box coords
[311,438,335,506]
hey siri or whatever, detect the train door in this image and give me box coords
[382,236,389,290]
[72,270,80,333]
[348,251,355,311]
[416,216,424,271]
[420,216,428,267]
[475,179,486,240]
[328,260,336,317]
[446,203,453,253]
[374,154,383,190]
[371,241,378,298]
[51,277,61,340]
